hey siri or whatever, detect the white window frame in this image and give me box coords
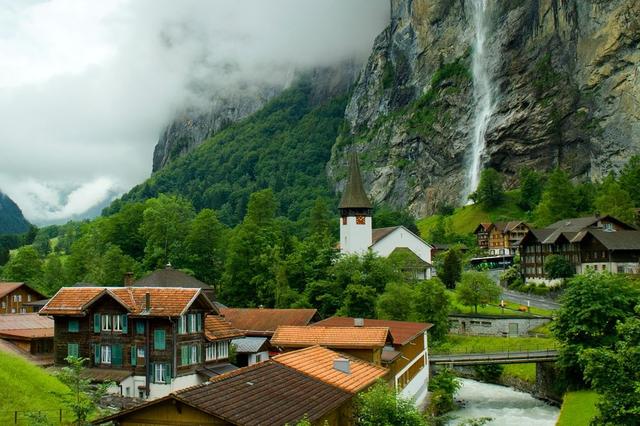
[154,363,166,383]
[101,314,111,331]
[217,341,228,359]
[205,344,216,361]
[20,307,26,314]
[112,315,122,332]
[137,348,145,358]
[191,344,198,364]
[11,308,16,313]
[188,313,196,333]
[27,295,32,302]
[13,294,22,302]
[101,345,111,364]
[179,315,187,334]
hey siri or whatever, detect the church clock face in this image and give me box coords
[356,215,366,225]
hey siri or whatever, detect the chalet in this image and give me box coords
[312,317,431,405]
[339,154,433,279]
[39,286,241,399]
[520,215,640,283]
[94,358,356,426]
[0,313,54,364]
[0,282,47,314]
[271,325,391,366]
[474,221,530,256]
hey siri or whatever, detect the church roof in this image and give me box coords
[338,153,372,209]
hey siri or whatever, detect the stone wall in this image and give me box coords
[449,314,551,337]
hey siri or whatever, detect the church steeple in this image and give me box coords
[339,152,372,254]
[339,152,372,211]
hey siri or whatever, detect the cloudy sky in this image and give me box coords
[0,0,388,225]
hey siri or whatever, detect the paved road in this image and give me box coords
[501,289,560,311]
[430,349,559,365]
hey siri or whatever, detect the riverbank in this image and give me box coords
[556,391,600,426]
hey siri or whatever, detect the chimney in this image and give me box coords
[354,318,364,327]
[145,292,151,311]
[333,358,351,374]
[123,272,134,287]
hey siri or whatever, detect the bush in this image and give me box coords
[474,364,504,383]
[500,266,521,287]
[428,369,461,416]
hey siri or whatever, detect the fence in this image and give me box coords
[0,408,67,425]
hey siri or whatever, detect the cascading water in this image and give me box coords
[465,0,495,201]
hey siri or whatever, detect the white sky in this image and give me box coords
[0,0,388,224]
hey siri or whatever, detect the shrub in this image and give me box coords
[474,364,504,383]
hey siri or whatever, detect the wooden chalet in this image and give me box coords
[311,317,431,405]
[39,286,242,399]
[474,221,530,256]
[520,214,640,282]
[0,313,54,364]
[0,282,47,314]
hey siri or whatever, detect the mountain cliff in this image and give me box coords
[0,192,30,235]
[329,0,640,216]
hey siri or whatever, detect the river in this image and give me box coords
[447,379,560,426]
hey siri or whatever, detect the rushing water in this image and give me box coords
[465,0,495,200]
[447,379,560,426]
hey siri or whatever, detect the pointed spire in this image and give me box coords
[339,152,372,209]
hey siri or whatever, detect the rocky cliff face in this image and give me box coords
[0,191,30,234]
[153,62,361,172]
[329,0,640,217]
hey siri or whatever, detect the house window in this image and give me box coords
[27,295,32,302]
[11,308,16,313]
[136,320,145,335]
[101,314,111,331]
[112,315,122,332]
[191,344,200,364]
[67,343,79,358]
[13,295,22,302]
[137,348,145,358]
[20,307,26,314]
[153,363,171,384]
[154,329,166,350]
[205,344,216,361]
[217,341,229,359]
[101,345,112,364]
[178,315,187,334]
[255,353,262,363]
[1,300,5,308]
[68,320,79,333]
[604,223,613,231]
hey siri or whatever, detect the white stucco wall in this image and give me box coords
[248,351,269,366]
[109,374,204,400]
[371,227,432,265]
[340,215,372,254]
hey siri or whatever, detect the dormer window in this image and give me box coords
[603,223,614,231]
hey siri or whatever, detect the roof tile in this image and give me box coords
[312,317,431,346]
[204,315,243,341]
[219,308,317,336]
[271,325,389,349]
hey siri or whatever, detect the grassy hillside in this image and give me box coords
[556,391,600,426]
[0,351,72,424]
[417,191,528,239]
[107,78,347,226]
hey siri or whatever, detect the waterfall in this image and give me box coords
[465,0,495,201]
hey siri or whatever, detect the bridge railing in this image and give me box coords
[431,343,560,357]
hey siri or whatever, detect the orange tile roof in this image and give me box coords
[273,346,387,393]
[219,308,317,336]
[271,326,390,349]
[39,287,207,317]
[312,317,431,346]
[204,315,244,341]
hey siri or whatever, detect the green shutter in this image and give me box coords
[151,362,156,382]
[165,363,171,384]
[112,344,122,367]
[136,320,144,335]
[94,344,100,364]
[187,315,193,333]
[197,344,202,363]
[93,313,100,333]
[67,343,78,358]
[68,320,79,332]
[130,345,137,366]
[196,314,202,332]
[154,329,166,350]
[121,315,128,333]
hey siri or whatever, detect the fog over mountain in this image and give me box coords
[0,0,388,224]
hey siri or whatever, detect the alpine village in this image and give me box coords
[1,1,640,425]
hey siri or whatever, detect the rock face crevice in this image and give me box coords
[329,0,640,216]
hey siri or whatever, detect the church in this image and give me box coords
[339,154,434,279]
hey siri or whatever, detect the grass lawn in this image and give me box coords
[432,334,558,355]
[556,391,600,426]
[447,290,554,317]
[0,351,72,424]
[417,191,527,239]
[503,363,536,383]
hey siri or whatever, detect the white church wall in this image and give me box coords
[371,227,432,264]
[340,215,372,254]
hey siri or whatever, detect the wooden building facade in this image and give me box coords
[0,282,47,314]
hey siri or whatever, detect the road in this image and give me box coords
[501,289,560,311]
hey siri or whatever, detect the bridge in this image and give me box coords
[429,349,558,366]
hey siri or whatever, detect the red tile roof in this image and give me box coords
[271,326,390,349]
[219,308,317,336]
[40,287,210,317]
[204,315,244,341]
[312,317,431,346]
[273,346,387,393]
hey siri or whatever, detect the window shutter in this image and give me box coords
[93,313,100,333]
[67,343,78,358]
[68,320,79,332]
[130,345,137,366]
[136,320,144,335]
[154,329,166,350]
[151,363,156,382]
[165,363,172,384]
[121,315,128,333]
[187,315,193,333]
[94,344,100,365]
[112,344,122,367]
[196,314,202,332]
[197,344,202,363]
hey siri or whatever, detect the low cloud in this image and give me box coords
[0,0,388,224]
